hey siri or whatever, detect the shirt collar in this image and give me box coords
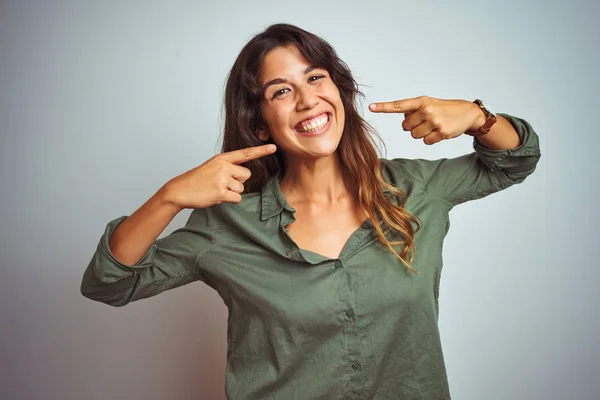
[260,167,396,221]
[260,173,295,221]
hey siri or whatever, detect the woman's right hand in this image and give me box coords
[163,144,277,209]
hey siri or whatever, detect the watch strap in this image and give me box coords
[468,99,497,137]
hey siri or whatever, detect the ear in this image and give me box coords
[257,125,270,141]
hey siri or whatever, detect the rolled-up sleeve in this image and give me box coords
[80,208,217,307]
[383,113,541,207]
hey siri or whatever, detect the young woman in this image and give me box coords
[81,24,541,399]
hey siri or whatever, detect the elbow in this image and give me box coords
[80,268,134,308]
[80,283,130,308]
[81,292,132,308]
[505,152,542,184]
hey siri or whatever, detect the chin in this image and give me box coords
[304,143,341,159]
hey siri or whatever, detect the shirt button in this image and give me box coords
[351,362,361,371]
[345,310,353,319]
[334,260,343,268]
[362,222,370,229]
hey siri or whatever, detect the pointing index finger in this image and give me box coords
[369,97,423,113]
[222,144,277,165]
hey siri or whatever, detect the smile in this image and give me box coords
[294,113,332,136]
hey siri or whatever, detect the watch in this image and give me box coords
[468,99,497,137]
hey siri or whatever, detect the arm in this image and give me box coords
[468,107,521,151]
[80,201,218,307]
[80,143,277,307]
[383,113,542,207]
[108,186,182,267]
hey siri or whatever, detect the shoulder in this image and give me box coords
[379,157,436,187]
[188,190,263,232]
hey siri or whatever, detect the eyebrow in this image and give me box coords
[261,65,320,95]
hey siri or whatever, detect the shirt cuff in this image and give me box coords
[473,113,541,172]
[92,216,155,282]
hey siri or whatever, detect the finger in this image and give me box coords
[222,144,277,165]
[368,97,424,113]
[222,190,243,204]
[227,177,245,194]
[423,131,445,146]
[409,121,435,139]
[401,112,427,132]
[229,164,252,183]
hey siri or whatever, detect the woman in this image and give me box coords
[81,24,541,399]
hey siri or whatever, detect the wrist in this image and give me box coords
[467,102,487,133]
[157,183,185,213]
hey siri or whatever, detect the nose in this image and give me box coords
[295,85,319,111]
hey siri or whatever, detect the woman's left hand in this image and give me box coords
[369,96,484,145]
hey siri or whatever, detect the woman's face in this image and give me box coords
[258,45,345,160]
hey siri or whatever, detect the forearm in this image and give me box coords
[468,107,521,150]
[109,185,183,266]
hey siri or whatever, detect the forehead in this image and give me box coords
[260,45,313,83]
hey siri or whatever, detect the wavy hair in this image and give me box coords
[221,24,421,272]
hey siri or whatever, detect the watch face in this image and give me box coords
[480,100,495,116]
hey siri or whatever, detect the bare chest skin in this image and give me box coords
[285,201,368,260]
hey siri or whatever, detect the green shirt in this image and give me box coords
[81,113,541,399]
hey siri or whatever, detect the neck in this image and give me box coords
[280,153,356,206]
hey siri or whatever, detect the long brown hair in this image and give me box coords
[221,24,421,272]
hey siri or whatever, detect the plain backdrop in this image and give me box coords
[1,1,598,399]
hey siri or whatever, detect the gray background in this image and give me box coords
[1,1,598,399]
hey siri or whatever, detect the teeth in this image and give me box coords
[297,114,329,133]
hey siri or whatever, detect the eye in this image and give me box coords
[272,88,290,99]
[308,75,325,83]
